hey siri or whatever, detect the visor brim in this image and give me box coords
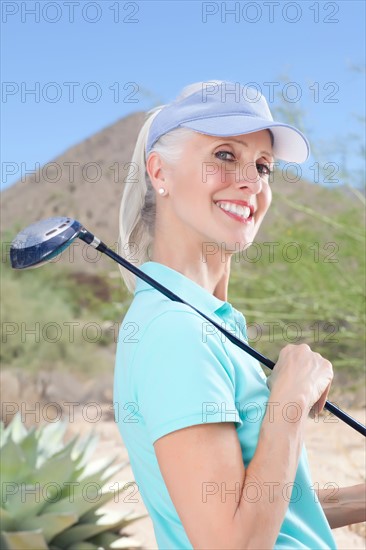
[180,116,310,163]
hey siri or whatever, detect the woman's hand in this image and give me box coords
[266,343,334,418]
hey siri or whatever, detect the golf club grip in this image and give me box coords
[99,243,366,437]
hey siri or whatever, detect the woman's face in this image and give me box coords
[152,129,274,255]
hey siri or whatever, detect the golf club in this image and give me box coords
[9,216,366,437]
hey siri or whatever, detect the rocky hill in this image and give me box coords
[1,112,146,271]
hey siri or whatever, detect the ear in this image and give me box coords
[146,152,168,192]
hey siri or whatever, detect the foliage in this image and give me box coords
[0,413,146,550]
[0,243,131,375]
[229,183,365,387]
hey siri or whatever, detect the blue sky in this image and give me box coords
[1,0,365,190]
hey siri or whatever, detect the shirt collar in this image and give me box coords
[134,261,235,317]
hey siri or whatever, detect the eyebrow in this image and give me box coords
[214,137,274,162]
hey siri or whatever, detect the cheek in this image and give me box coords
[266,186,273,209]
[205,169,230,195]
[182,172,222,205]
[170,158,231,210]
[259,185,272,212]
[170,168,207,219]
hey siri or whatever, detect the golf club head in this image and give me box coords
[10,217,83,269]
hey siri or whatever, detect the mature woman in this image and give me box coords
[114,80,365,549]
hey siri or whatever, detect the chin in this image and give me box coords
[221,238,254,254]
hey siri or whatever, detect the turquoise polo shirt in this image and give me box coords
[114,261,337,550]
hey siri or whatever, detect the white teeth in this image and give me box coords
[216,201,251,219]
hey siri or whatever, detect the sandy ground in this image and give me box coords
[67,409,366,550]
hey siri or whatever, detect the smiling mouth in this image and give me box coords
[214,201,254,223]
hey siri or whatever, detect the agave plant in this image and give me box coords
[0,413,147,550]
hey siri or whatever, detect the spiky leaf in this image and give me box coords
[78,484,140,525]
[52,508,142,547]
[3,412,27,443]
[36,421,68,466]
[49,434,78,463]
[0,529,48,550]
[87,531,119,547]
[112,511,149,530]
[66,543,99,550]
[44,487,123,518]
[90,532,144,549]
[29,450,75,494]
[52,522,114,547]
[0,506,16,531]
[21,512,78,542]
[0,420,7,447]
[4,484,46,521]
[60,463,126,504]
[1,416,144,550]
[71,432,99,468]
[0,438,29,486]
[18,428,38,469]
[79,454,118,481]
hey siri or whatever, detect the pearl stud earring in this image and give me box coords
[158,187,166,195]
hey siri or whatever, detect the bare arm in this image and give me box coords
[154,344,333,549]
[317,483,366,529]
[155,391,308,550]
[231,385,309,549]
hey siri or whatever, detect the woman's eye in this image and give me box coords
[256,163,272,177]
[215,150,235,161]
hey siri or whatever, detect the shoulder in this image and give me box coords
[124,292,223,346]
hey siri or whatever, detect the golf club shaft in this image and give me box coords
[80,230,366,437]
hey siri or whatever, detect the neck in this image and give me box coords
[151,242,232,302]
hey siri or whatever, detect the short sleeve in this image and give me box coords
[132,309,243,444]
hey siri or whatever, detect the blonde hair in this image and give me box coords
[118,80,226,294]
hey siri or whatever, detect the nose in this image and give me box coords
[235,161,262,195]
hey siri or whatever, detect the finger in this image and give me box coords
[315,382,332,417]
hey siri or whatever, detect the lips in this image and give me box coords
[214,200,254,214]
[214,203,255,218]
[214,200,255,223]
